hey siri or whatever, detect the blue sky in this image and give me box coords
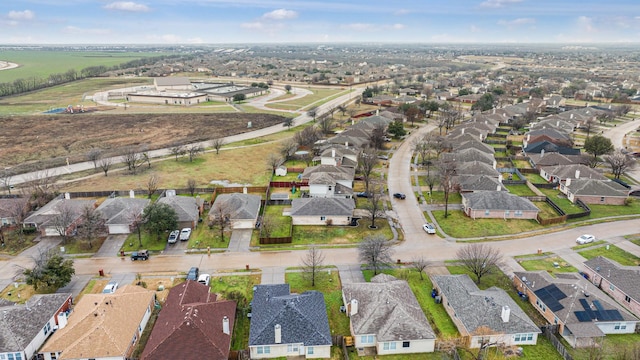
[1,0,640,44]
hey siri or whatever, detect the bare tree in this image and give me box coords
[358,147,379,194]
[211,138,225,155]
[317,116,334,135]
[438,160,459,219]
[98,157,112,177]
[605,149,634,179]
[369,124,386,150]
[455,243,503,285]
[122,146,142,174]
[86,148,102,169]
[25,169,58,208]
[267,153,284,174]
[5,196,29,243]
[424,174,438,197]
[279,139,298,162]
[51,202,78,245]
[169,143,186,160]
[412,137,430,166]
[307,107,318,121]
[358,234,393,275]
[0,169,13,195]
[77,204,105,249]
[411,256,429,280]
[337,105,347,117]
[209,200,232,242]
[147,174,160,199]
[301,245,325,287]
[363,181,385,229]
[294,126,321,149]
[260,214,275,238]
[187,144,203,162]
[283,117,295,130]
[187,179,197,196]
[582,118,597,139]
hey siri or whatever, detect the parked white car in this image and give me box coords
[102,281,119,294]
[576,234,596,244]
[197,274,211,287]
[422,223,436,234]
[180,228,192,241]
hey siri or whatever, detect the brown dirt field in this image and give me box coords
[1,113,285,169]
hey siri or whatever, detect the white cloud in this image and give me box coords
[577,16,596,33]
[497,18,535,26]
[341,23,374,32]
[8,10,34,20]
[261,8,297,20]
[241,21,264,29]
[103,2,150,12]
[62,26,111,35]
[479,0,522,8]
[187,37,204,44]
[385,24,406,30]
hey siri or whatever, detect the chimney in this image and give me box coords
[497,185,502,191]
[64,192,70,200]
[570,113,574,119]
[461,128,465,135]
[345,141,349,148]
[57,312,68,329]
[501,305,511,323]
[492,108,496,114]
[492,160,497,169]
[498,175,503,183]
[376,109,379,116]
[541,149,545,158]
[575,170,580,179]
[129,190,135,198]
[566,178,571,187]
[351,119,355,125]
[274,324,282,344]
[350,299,358,316]
[556,121,560,127]
[223,316,230,335]
[332,149,336,158]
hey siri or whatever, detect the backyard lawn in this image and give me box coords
[122,231,167,252]
[515,254,578,275]
[533,201,563,219]
[505,184,538,196]
[209,273,261,351]
[578,244,640,266]
[537,188,585,215]
[424,191,462,204]
[262,205,293,237]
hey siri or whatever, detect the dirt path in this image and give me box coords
[0,61,19,71]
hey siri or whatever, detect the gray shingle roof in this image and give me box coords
[432,275,539,336]
[342,274,435,342]
[210,193,261,220]
[290,198,355,216]
[96,197,150,225]
[528,153,587,167]
[249,284,331,347]
[584,257,640,302]
[0,293,71,353]
[459,175,505,192]
[566,179,629,197]
[462,191,539,211]
[301,165,355,181]
[441,148,495,166]
[157,195,199,222]
[456,161,500,177]
[24,198,96,228]
[454,140,495,154]
[541,164,605,181]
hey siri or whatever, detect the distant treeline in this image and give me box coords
[0,54,180,98]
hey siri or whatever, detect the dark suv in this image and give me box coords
[393,193,406,200]
[187,267,199,281]
[130,250,149,261]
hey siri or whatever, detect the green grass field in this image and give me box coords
[433,210,542,238]
[578,244,640,266]
[517,255,578,275]
[0,50,168,83]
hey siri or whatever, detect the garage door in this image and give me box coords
[233,220,254,229]
[109,224,131,234]
[44,228,60,236]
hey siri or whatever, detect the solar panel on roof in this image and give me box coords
[604,310,624,321]
[535,286,565,312]
[547,285,567,300]
[592,300,610,321]
[579,299,597,319]
[575,311,592,322]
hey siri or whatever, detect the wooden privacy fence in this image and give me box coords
[541,325,573,360]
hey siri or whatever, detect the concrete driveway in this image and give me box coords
[337,264,365,284]
[95,235,127,257]
[228,229,252,252]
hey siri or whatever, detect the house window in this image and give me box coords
[505,210,510,216]
[383,342,396,350]
[360,335,374,344]
[536,299,547,312]
[610,284,616,291]
[50,353,57,360]
[554,316,559,324]
[7,355,13,360]
[43,322,51,335]
[256,346,270,354]
[625,295,631,303]
[515,210,523,217]
[600,197,605,203]
[403,341,410,348]
[527,333,533,341]
[307,347,314,355]
[320,216,326,221]
[614,323,621,330]
[287,344,299,353]
[485,210,490,216]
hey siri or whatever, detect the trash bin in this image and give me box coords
[120,250,125,257]
[99,269,104,277]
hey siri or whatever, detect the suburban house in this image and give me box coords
[0,293,72,360]
[301,165,355,198]
[527,152,588,170]
[546,95,566,109]
[462,191,539,220]
[431,274,540,348]
[523,128,572,148]
[441,148,496,167]
[560,178,629,205]
[458,175,506,193]
[513,271,639,348]
[540,164,606,184]
[318,147,359,167]
[140,281,236,360]
[40,285,156,360]
[289,197,355,225]
[23,196,96,237]
[96,197,150,234]
[249,284,331,359]
[523,141,581,156]
[531,118,576,133]
[454,140,496,155]
[456,161,501,179]
[583,256,640,318]
[209,193,261,229]
[157,194,200,229]
[341,274,436,355]
[0,197,27,227]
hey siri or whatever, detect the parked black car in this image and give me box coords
[187,266,199,281]
[130,250,149,261]
[393,193,406,199]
